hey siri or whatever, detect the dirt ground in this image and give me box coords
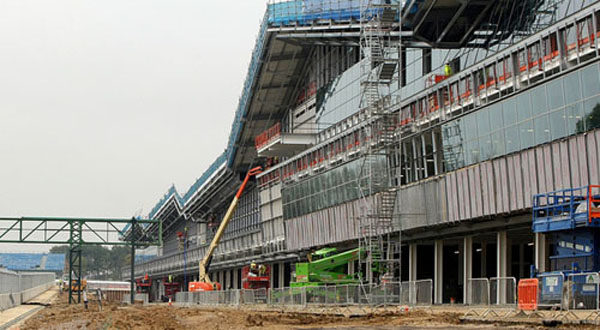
[17,294,596,330]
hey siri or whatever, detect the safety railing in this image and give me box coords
[400,280,433,306]
[490,277,517,306]
[537,272,566,310]
[467,278,490,306]
[565,272,600,311]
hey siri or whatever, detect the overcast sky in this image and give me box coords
[0,0,266,252]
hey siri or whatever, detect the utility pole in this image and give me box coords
[130,217,136,304]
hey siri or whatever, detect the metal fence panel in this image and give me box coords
[566,273,600,310]
[490,277,517,306]
[468,278,489,305]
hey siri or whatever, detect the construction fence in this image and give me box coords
[0,269,55,311]
[175,280,432,307]
[466,274,600,311]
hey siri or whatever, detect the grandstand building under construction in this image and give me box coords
[128,0,600,304]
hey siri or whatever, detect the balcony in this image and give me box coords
[255,123,316,158]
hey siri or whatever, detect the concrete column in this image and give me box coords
[348,261,355,275]
[535,233,546,274]
[408,244,418,282]
[434,240,443,304]
[463,236,473,305]
[497,231,508,304]
[269,263,274,289]
[278,262,285,288]
[233,268,239,289]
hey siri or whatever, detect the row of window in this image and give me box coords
[442,63,600,171]
[282,156,388,220]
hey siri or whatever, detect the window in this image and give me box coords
[503,98,518,126]
[563,72,581,105]
[580,65,600,98]
[549,109,567,140]
[519,120,534,149]
[516,92,531,122]
[546,78,564,110]
[530,86,548,116]
[477,108,491,136]
[504,125,520,153]
[534,115,551,145]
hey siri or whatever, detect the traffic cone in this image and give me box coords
[168,297,172,306]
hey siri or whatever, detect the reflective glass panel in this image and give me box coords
[563,71,581,105]
[546,78,564,110]
[504,125,520,153]
[519,120,534,149]
[516,92,532,122]
[531,86,548,116]
[503,97,518,126]
[549,109,567,140]
[580,64,600,98]
[534,115,551,145]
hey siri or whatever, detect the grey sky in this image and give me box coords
[0,1,266,252]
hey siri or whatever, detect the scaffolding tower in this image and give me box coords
[357,0,402,301]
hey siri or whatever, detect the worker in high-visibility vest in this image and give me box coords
[444,63,453,77]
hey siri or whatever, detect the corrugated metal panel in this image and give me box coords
[446,173,456,222]
[552,142,563,190]
[588,132,599,185]
[569,138,580,188]
[560,140,571,189]
[493,160,503,213]
[514,154,525,210]
[486,162,496,215]
[527,150,538,197]
[577,135,589,186]
[463,170,472,219]
[439,176,449,223]
[474,165,483,217]
[451,172,460,221]
[536,148,547,194]
[467,167,478,218]
[543,145,554,192]
[457,170,467,220]
[500,159,509,213]
[481,162,490,216]
[507,156,517,211]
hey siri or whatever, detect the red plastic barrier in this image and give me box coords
[518,278,539,311]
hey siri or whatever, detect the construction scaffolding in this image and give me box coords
[357,0,401,300]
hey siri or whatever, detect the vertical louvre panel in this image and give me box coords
[445,173,454,222]
[481,163,490,216]
[522,152,532,208]
[463,170,472,219]
[493,160,503,213]
[569,138,580,188]
[507,156,517,212]
[486,162,496,214]
[439,177,449,223]
[527,150,538,197]
[536,148,547,194]
[577,135,589,186]
[514,154,524,210]
[449,172,459,221]
[552,142,564,190]
[543,145,554,192]
[458,170,467,220]
[500,159,509,213]
[474,165,483,217]
[560,141,572,188]
[468,167,479,218]
[590,132,600,185]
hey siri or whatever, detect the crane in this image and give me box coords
[188,166,262,292]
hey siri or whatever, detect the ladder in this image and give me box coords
[357,0,402,304]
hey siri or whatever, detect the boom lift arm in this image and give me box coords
[191,166,262,290]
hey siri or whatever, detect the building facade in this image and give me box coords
[128,0,600,304]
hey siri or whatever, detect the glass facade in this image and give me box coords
[442,63,600,171]
[282,155,388,219]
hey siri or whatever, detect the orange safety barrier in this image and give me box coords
[518,278,539,311]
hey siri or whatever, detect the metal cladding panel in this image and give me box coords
[486,162,496,215]
[480,162,490,216]
[439,176,449,223]
[444,174,455,222]
[535,148,547,195]
[560,140,572,189]
[398,184,427,230]
[515,154,525,210]
[507,156,518,212]
[493,159,507,213]
[543,145,554,192]
[578,135,589,186]
[462,169,471,220]
[586,131,600,184]
[521,152,532,208]
[468,167,480,218]
[456,171,465,220]
[527,150,538,197]
[569,138,580,188]
[552,142,564,190]
[450,172,459,222]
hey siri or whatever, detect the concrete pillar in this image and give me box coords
[278,262,285,288]
[463,236,473,305]
[408,244,418,282]
[269,263,274,289]
[233,268,239,289]
[434,240,443,304]
[535,233,546,274]
[348,261,355,275]
[497,231,508,304]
